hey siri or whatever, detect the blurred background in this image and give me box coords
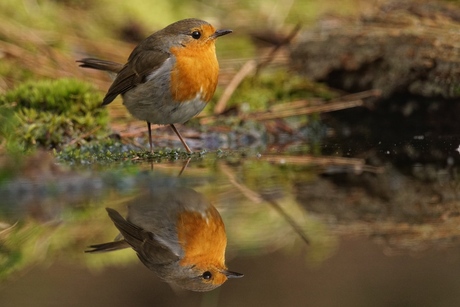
[2,0,460,306]
[0,0,374,92]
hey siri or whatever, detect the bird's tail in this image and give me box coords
[85,208,135,253]
[85,239,130,253]
[105,207,148,248]
[77,58,123,74]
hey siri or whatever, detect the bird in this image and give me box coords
[86,187,243,291]
[77,18,232,153]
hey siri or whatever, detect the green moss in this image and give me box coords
[55,138,199,165]
[0,78,109,149]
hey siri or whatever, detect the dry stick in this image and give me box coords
[260,154,364,166]
[214,59,257,115]
[213,24,301,115]
[260,155,384,174]
[263,197,310,245]
[219,163,310,245]
[247,99,364,121]
[68,126,101,146]
[332,89,382,101]
[255,23,301,75]
[267,99,324,112]
[203,99,364,125]
[219,163,263,204]
[265,89,380,113]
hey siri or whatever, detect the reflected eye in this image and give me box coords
[202,271,212,280]
[191,31,201,39]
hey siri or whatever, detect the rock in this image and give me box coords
[290,1,460,99]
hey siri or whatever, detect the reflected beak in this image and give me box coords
[212,29,233,39]
[223,269,244,278]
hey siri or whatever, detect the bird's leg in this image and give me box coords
[178,157,191,176]
[147,121,153,153]
[170,124,192,153]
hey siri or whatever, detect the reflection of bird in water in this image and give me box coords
[86,187,243,291]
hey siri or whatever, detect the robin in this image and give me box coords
[86,187,243,291]
[78,18,232,153]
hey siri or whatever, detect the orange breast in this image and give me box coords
[176,206,227,269]
[169,42,219,103]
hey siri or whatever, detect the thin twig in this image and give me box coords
[214,60,257,115]
[219,163,263,204]
[260,154,364,166]
[68,126,101,146]
[219,163,310,245]
[246,99,364,121]
[332,89,382,101]
[260,154,384,173]
[263,197,310,245]
[213,24,301,115]
[255,23,301,75]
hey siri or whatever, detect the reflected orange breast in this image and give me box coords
[176,206,227,268]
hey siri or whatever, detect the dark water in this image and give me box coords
[1,101,460,307]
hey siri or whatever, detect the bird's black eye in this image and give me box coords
[202,271,212,280]
[191,30,201,39]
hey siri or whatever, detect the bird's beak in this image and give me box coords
[212,29,233,39]
[222,269,244,278]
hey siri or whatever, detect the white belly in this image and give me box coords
[122,84,207,125]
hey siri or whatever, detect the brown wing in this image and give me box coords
[102,49,170,105]
[105,207,179,265]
